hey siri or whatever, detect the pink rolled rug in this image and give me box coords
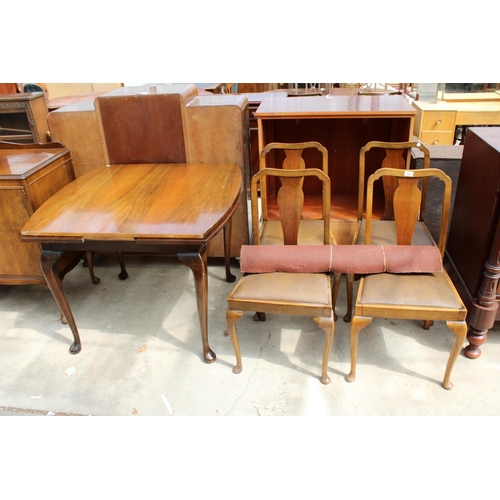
[239,245,442,275]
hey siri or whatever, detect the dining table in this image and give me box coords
[21,162,242,362]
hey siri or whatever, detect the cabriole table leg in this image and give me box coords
[178,245,216,363]
[40,250,82,354]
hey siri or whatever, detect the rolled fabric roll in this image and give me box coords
[239,245,442,275]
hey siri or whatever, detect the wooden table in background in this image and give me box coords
[47,92,107,111]
[21,162,242,361]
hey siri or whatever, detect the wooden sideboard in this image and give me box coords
[0,142,75,284]
[413,98,500,145]
[0,93,50,144]
[445,127,500,358]
[256,94,416,219]
[48,84,250,256]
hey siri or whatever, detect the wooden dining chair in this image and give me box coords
[226,167,335,384]
[258,141,358,321]
[344,141,435,322]
[357,140,431,229]
[346,167,467,390]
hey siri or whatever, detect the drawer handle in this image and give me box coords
[436,119,442,125]
[433,139,440,144]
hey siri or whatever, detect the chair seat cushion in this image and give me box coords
[356,220,434,246]
[359,271,464,310]
[230,272,332,306]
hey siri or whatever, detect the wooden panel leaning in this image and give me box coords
[347,167,467,390]
[226,167,335,385]
[95,93,187,165]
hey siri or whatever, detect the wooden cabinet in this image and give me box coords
[0,142,75,284]
[0,93,50,143]
[256,95,416,220]
[445,127,500,358]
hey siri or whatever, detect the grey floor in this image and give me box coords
[1,252,499,417]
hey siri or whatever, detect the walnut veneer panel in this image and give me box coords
[48,101,106,178]
[0,188,43,279]
[185,95,250,256]
[27,155,75,210]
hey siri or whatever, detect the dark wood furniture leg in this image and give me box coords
[464,223,500,359]
[117,252,128,280]
[84,251,101,284]
[40,250,82,354]
[178,245,216,363]
[85,251,128,282]
[223,218,236,283]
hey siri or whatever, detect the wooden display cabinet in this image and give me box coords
[0,93,50,144]
[0,142,75,284]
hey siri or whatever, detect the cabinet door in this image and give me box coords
[0,187,43,280]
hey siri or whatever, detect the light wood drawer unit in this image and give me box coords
[414,105,456,145]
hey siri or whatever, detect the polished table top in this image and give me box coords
[22,162,242,243]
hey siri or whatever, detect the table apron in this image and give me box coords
[41,240,206,255]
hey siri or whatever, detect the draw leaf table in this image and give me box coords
[21,162,242,362]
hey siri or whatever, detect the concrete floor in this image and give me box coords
[1,253,499,417]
